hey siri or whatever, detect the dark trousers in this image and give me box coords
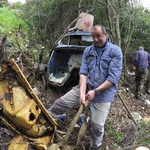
[135,69,149,95]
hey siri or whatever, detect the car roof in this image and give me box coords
[66,30,92,36]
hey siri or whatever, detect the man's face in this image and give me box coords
[91,27,108,47]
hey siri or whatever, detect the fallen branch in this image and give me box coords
[117,93,139,129]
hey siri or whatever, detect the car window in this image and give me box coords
[60,34,93,46]
[82,35,93,42]
[81,35,93,46]
[60,36,69,45]
[70,36,82,45]
[70,35,93,46]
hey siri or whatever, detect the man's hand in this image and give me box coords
[80,94,90,107]
[131,66,136,71]
[86,90,95,101]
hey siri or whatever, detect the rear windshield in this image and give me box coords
[60,35,93,46]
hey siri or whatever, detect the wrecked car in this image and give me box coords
[47,31,93,86]
[47,13,94,86]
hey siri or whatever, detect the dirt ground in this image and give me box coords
[0,74,150,150]
[37,73,150,150]
[32,74,150,150]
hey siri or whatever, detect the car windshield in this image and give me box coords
[60,35,93,46]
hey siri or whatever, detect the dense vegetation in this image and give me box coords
[0,0,150,149]
[1,0,150,72]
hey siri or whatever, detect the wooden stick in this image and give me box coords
[117,93,139,129]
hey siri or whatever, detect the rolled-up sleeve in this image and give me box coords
[107,47,123,86]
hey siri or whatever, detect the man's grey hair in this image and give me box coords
[92,25,106,34]
[139,46,144,50]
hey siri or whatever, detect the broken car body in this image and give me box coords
[47,31,93,86]
[47,13,94,86]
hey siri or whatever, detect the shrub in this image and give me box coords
[0,6,28,35]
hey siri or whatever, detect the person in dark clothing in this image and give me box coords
[133,46,150,98]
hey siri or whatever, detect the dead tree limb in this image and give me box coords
[117,93,139,129]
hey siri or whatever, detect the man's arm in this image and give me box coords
[96,80,113,92]
[79,74,87,105]
[86,80,113,101]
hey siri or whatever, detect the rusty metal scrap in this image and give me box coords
[0,58,57,149]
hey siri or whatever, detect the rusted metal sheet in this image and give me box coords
[0,59,57,149]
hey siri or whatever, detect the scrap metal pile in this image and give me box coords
[0,35,57,150]
[0,13,92,149]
